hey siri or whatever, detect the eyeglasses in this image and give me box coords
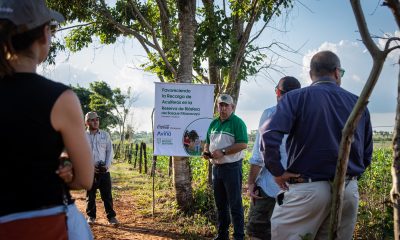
[48,21,59,36]
[338,67,345,77]
[275,86,286,97]
[89,118,99,122]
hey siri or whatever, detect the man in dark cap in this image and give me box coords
[246,76,301,240]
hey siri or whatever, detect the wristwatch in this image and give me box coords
[222,149,226,155]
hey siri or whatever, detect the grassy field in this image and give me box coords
[96,143,395,239]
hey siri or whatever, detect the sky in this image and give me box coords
[41,0,399,133]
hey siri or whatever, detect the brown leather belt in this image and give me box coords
[288,175,358,184]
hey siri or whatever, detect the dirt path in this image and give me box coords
[72,191,188,240]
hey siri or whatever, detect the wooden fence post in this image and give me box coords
[128,143,133,164]
[139,142,143,173]
[151,155,157,177]
[134,143,139,168]
[143,142,148,174]
[168,156,173,177]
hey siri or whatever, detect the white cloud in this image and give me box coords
[351,74,362,83]
[378,31,400,62]
[40,63,98,87]
[127,107,154,132]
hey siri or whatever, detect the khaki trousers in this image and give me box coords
[271,180,359,240]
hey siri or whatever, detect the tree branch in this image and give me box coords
[96,0,157,50]
[248,0,286,45]
[156,0,174,47]
[385,37,400,53]
[384,0,400,28]
[329,0,394,239]
[127,0,177,79]
[351,0,381,57]
[229,0,260,84]
[57,22,96,33]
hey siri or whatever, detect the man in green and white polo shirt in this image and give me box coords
[203,93,248,240]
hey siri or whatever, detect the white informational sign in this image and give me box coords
[154,82,215,156]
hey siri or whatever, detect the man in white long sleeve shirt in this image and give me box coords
[85,112,119,226]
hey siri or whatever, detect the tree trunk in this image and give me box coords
[226,0,260,105]
[391,56,400,240]
[329,1,390,238]
[203,0,220,186]
[176,0,196,81]
[172,0,197,213]
[172,156,193,213]
[329,58,386,240]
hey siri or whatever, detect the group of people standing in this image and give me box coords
[0,0,372,240]
[203,50,372,240]
[0,0,118,239]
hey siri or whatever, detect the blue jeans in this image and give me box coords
[212,160,244,240]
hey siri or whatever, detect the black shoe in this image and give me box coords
[87,217,96,225]
[108,217,119,226]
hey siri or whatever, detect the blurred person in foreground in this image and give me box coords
[261,50,372,239]
[0,0,94,239]
[246,76,301,240]
[203,94,248,240]
[85,111,119,226]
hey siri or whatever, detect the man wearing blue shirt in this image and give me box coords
[261,51,373,239]
[246,76,300,240]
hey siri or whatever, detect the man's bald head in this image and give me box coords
[310,51,341,78]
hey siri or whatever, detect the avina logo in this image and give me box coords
[157,131,172,136]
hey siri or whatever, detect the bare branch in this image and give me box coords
[296,0,314,14]
[385,37,400,52]
[57,22,96,32]
[388,45,400,53]
[384,0,400,28]
[329,1,391,239]
[248,41,302,55]
[247,0,295,46]
[351,0,381,56]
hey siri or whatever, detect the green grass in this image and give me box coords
[356,148,394,240]
[114,144,395,239]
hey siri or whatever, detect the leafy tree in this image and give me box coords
[47,0,294,102]
[46,0,294,213]
[70,85,91,114]
[88,81,119,129]
[71,81,134,133]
